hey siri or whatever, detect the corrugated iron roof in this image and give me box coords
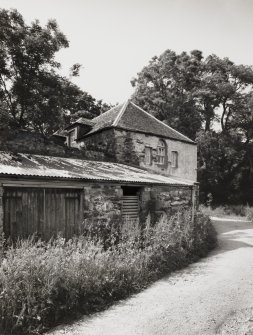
[0,152,194,186]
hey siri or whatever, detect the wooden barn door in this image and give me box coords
[3,188,44,240]
[3,187,83,240]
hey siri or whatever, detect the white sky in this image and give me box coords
[0,0,253,104]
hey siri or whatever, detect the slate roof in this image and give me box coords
[0,152,194,186]
[86,103,124,135]
[75,118,95,126]
[65,117,95,130]
[81,101,194,144]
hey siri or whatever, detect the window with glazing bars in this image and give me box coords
[157,140,166,164]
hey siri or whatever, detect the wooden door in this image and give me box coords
[3,187,83,240]
[122,195,139,221]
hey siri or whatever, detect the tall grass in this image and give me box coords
[0,210,217,335]
[200,204,253,219]
[246,206,253,222]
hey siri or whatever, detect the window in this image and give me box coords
[68,129,76,147]
[171,151,178,168]
[157,140,166,165]
[145,146,152,165]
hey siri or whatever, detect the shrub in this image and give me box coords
[0,210,217,335]
[199,204,253,218]
[246,205,253,222]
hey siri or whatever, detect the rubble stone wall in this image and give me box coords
[114,129,197,181]
[81,183,194,228]
[0,129,82,158]
[79,129,118,162]
[140,185,193,224]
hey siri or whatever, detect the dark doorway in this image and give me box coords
[122,186,140,196]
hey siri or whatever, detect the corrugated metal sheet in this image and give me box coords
[0,151,194,186]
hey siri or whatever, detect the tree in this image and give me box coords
[132,50,253,139]
[131,50,203,139]
[196,55,253,132]
[0,9,104,135]
[132,49,253,205]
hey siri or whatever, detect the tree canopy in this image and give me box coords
[132,49,253,205]
[0,9,106,135]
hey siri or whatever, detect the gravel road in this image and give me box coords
[49,218,253,335]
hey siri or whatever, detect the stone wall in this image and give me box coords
[79,129,118,162]
[81,183,193,228]
[83,183,122,224]
[0,128,197,183]
[114,129,197,181]
[0,129,83,158]
[77,128,197,181]
[0,179,195,245]
[140,185,193,225]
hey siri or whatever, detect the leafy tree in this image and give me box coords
[131,50,203,139]
[132,50,253,138]
[132,49,253,204]
[196,55,253,132]
[0,9,104,135]
[197,131,252,204]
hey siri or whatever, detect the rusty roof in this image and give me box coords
[0,152,194,186]
[82,101,194,144]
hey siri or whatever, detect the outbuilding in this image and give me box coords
[0,152,197,241]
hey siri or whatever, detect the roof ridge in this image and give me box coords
[93,103,122,120]
[130,102,194,143]
[112,100,130,127]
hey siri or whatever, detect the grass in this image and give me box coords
[246,206,253,222]
[0,210,217,335]
[200,204,253,221]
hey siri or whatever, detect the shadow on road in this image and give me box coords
[156,218,253,284]
[212,219,253,254]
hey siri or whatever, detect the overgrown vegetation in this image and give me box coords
[246,206,253,222]
[0,211,216,335]
[200,204,253,221]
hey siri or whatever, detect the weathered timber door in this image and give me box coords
[122,195,139,221]
[3,187,83,240]
[121,186,140,221]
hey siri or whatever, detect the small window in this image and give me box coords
[68,129,76,147]
[145,146,152,165]
[171,151,178,168]
[157,140,166,165]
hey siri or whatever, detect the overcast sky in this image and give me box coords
[0,0,253,104]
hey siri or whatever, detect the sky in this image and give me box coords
[0,0,253,104]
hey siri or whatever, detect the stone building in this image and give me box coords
[0,101,198,241]
[62,100,197,181]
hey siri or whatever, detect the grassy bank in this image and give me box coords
[0,211,217,335]
[200,205,253,221]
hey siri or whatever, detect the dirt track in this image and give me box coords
[49,218,253,335]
